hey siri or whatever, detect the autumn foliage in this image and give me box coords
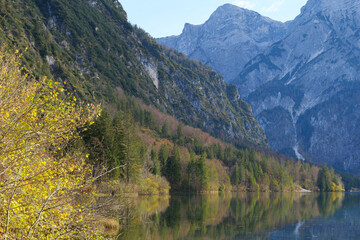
[0,49,99,239]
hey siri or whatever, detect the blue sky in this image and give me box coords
[120,0,308,38]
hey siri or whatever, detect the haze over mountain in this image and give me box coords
[158,0,360,174]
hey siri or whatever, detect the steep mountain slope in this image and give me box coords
[157,4,287,82]
[233,0,360,173]
[0,0,266,145]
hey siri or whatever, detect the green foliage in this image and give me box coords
[176,122,184,144]
[187,153,212,192]
[82,110,143,183]
[164,146,182,188]
[159,144,169,175]
[161,119,171,138]
[317,164,344,192]
[317,164,332,192]
[151,149,161,177]
[231,164,240,185]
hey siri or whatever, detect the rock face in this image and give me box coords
[234,0,360,173]
[157,4,287,82]
[159,0,360,174]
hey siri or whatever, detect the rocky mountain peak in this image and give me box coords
[296,0,360,25]
[157,4,286,82]
[208,4,255,20]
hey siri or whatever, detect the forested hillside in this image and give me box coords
[0,0,265,145]
[79,93,345,194]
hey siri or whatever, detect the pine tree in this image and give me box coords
[159,144,169,175]
[165,146,181,187]
[123,111,142,183]
[317,164,332,192]
[198,153,209,191]
[176,122,184,144]
[108,114,126,179]
[151,148,161,176]
[161,119,171,138]
[231,164,240,185]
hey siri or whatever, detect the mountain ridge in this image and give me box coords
[157,3,287,82]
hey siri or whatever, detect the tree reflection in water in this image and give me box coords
[102,192,356,239]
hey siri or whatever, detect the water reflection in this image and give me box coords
[103,193,360,239]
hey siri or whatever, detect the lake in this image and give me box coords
[100,192,360,239]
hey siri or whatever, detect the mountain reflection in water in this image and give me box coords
[99,193,360,239]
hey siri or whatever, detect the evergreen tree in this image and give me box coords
[82,110,113,177]
[193,137,203,154]
[162,119,171,138]
[187,151,197,192]
[159,144,169,175]
[231,164,240,185]
[198,153,210,190]
[176,122,184,144]
[123,111,142,183]
[108,114,126,179]
[208,164,219,190]
[165,146,181,187]
[144,110,155,129]
[317,164,332,192]
[151,148,161,176]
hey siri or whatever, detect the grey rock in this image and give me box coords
[235,0,360,173]
[157,4,287,82]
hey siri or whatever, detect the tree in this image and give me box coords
[107,113,126,179]
[123,111,142,183]
[0,49,99,239]
[159,144,169,175]
[249,176,259,192]
[144,110,154,129]
[161,119,171,138]
[176,122,184,144]
[81,110,113,178]
[151,148,161,177]
[187,152,209,192]
[165,146,181,187]
[231,164,240,185]
[198,153,209,191]
[317,164,332,192]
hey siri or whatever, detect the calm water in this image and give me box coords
[101,193,360,239]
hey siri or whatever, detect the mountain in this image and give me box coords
[158,0,360,174]
[157,4,287,82]
[233,0,360,173]
[0,0,266,145]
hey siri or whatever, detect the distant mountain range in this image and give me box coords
[158,0,360,174]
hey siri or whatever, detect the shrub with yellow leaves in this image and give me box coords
[0,48,101,239]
